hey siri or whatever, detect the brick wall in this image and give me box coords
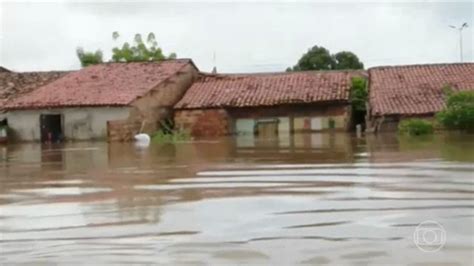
[107,120,143,142]
[174,109,231,137]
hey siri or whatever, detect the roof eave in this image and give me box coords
[4,103,131,111]
[174,99,350,110]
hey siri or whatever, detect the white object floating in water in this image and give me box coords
[134,133,150,147]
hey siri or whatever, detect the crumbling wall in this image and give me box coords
[111,64,199,140]
[174,109,231,137]
[107,120,143,142]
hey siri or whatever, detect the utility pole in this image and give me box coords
[449,23,469,62]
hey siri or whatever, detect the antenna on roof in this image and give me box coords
[212,51,217,74]
[448,22,469,62]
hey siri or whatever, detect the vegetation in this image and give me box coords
[350,77,368,112]
[328,118,335,129]
[76,32,177,67]
[333,51,364,70]
[111,32,176,63]
[76,48,103,67]
[151,129,191,143]
[350,76,368,127]
[398,119,434,136]
[287,45,364,71]
[436,91,474,132]
[151,118,191,143]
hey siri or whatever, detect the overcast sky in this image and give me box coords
[0,1,472,73]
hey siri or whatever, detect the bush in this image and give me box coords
[398,119,434,136]
[350,76,368,128]
[328,118,335,129]
[350,77,368,112]
[151,129,190,143]
[436,91,474,131]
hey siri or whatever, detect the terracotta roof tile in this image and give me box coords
[0,71,69,112]
[175,70,364,109]
[369,63,474,116]
[5,59,193,110]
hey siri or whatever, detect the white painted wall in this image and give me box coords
[235,119,255,135]
[7,107,131,141]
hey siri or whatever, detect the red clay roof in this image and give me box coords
[174,70,364,109]
[5,59,194,110]
[1,71,69,112]
[369,63,474,116]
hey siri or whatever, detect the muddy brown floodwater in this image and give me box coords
[0,133,473,265]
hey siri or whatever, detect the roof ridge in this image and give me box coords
[369,62,474,71]
[92,58,193,66]
[199,69,365,78]
[3,70,71,75]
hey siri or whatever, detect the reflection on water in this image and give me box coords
[0,133,473,265]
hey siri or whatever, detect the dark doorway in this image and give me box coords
[40,114,63,142]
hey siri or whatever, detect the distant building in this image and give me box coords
[174,70,365,138]
[0,66,12,73]
[367,63,474,132]
[4,60,198,141]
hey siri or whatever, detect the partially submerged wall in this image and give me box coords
[369,114,436,133]
[107,120,142,142]
[174,109,231,137]
[7,107,131,141]
[229,104,350,133]
[174,103,351,137]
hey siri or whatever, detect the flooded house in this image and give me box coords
[174,70,365,139]
[4,59,198,142]
[0,67,68,143]
[367,63,474,132]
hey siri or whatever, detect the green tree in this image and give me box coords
[288,46,334,71]
[76,48,103,67]
[111,32,176,63]
[436,91,474,131]
[333,51,364,70]
[75,32,177,67]
[288,45,364,71]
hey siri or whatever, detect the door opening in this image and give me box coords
[40,114,63,142]
[255,119,279,138]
